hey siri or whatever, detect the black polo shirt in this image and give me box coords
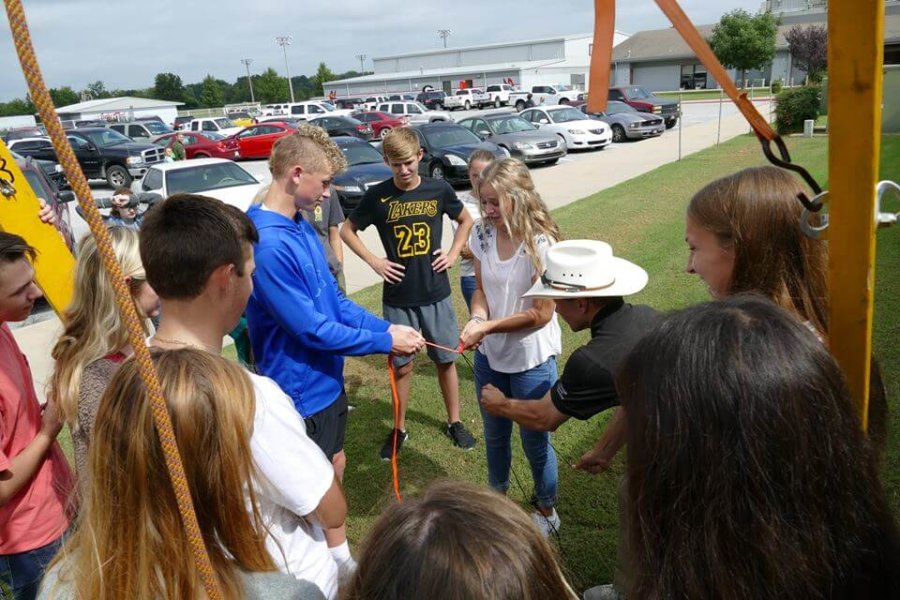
[550,298,660,420]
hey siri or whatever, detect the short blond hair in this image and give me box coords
[382,127,421,162]
[269,122,348,178]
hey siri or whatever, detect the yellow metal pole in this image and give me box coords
[827,0,884,430]
[0,140,75,314]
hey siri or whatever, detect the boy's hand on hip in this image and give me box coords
[431,248,454,273]
[370,257,405,283]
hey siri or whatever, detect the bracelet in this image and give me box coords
[469,315,486,324]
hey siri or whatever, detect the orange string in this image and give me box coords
[387,357,402,501]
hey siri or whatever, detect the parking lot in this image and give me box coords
[66,99,770,243]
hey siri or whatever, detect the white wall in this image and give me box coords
[0,114,37,131]
[374,40,566,74]
[82,106,179,124]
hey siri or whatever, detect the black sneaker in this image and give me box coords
[445,421,476,450]
[380,428,408,461]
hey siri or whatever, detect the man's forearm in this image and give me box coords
[591,407,627,458]
[494,396,567,432]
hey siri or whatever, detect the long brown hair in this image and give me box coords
[619,296,900,599]
[343,480,578,600]
[478,158,561,273]
[46,349,276,600]
[687,166,828,333]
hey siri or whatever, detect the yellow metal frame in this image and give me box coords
[827,0,884,430]
[0,139,75,314]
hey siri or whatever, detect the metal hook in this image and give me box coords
[0,178,15,198]
[760,136,825,212]
[800,181,900,240]
[801,191,830,240]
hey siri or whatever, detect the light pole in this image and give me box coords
[275,35,295,103]
[438,29,452,48]
[240,58,255,104]
[355,53,367,73]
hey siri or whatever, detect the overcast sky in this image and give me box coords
[0,0,764,102]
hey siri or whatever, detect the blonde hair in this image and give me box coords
[268,122,347,178]
[344,480,578,600]
[478,158,561,273]
[381,127,420,162]
[46,349,275,600]
[50,227,151,429]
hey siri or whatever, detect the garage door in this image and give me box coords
[632,64,679,92]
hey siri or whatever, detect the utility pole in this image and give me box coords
[240,58,255,103]
[438,29,452,48]
[355,53,367,73]
[275,36,295,103]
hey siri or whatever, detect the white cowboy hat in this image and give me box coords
[523,240,648,299]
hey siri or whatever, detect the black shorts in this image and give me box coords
[303,391,348,461]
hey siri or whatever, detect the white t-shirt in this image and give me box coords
[469,222,562,373]
[248,373,339,600]
[452,191,481,278]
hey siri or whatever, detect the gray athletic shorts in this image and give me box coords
[383,296,459,367]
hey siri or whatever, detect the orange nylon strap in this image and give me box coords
[3,2,223,598]
[387,358,403,501]
[654,0,778,142]
[587,0,616,113]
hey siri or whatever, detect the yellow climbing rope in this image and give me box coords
[3,2,223,597]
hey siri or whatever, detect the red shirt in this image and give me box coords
[0,323,74,554]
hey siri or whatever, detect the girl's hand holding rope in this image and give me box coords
[459,316,488,351]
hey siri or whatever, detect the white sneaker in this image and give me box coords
[583,584,624,600]
[530,508,561,538]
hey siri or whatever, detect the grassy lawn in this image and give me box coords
[656,87,772,102]
[338,133,900,592]
[53,133,900,594]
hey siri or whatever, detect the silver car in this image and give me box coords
[578,101,665,142]
[458,113,567,165]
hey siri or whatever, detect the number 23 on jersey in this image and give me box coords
[393,222,431,258]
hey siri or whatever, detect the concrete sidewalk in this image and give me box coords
[12,100,770,401]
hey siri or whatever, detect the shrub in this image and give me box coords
[771,80,783,94]
[774,86,820,134]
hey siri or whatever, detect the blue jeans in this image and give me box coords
[474,351,558,508]
[460,275,477,313]
[0,533,66,600]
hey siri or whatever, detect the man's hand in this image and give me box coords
[431,248,456,273]
[40,396,64,439]
[38,199,57,226]
[369,257,405,284]
[459,318,488,351]
[479,384,507,416]
[388,324,425,356]
[575,446,615,475]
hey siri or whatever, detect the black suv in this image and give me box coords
[14,127,165,188]
[416,90,447,110]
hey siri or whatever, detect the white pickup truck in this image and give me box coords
[484,84,517,107]
[188,117,243,137]
[508,85,584,111]
[443,88,491,111]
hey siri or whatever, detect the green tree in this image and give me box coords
[199,74,225,108]
[153,72,185,101]
[255,68,289,103]
[0,97,34,117]
[84,80,109,99]
[312,62,336,97]
[785,25,827,84]
[708,10,778,88]
[49,86,79,107]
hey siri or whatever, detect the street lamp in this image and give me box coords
[438,29,452,48]
[275,35,295,103]
[240,58,255,104]
[355,53,367,73]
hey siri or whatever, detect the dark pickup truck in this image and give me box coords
[13,127,165,188]
[609,86,680,129]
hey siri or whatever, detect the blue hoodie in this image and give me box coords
[247,205,393,417]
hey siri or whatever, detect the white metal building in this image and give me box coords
[324,33,630,98]
[55,96,184,124]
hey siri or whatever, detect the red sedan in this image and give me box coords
[350,111,407,139]
[232,123,296,159]
[153,132,240,160]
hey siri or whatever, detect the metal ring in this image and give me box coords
[800,191,830,240]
